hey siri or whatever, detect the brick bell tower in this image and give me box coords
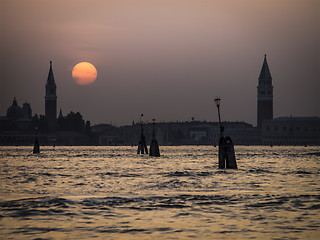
[45,61,57,132]
[257,55,273,128]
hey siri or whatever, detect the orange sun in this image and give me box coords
[72,62,97,85]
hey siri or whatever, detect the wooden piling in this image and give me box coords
[218,136,237,169]
[33,138,40,154]
[149,139,160,157]
[218,137,226,169]
[149,119,160,157]
[225,136,237,169]
[33,127,40,154]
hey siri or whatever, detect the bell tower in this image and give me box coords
[45,61,57,132]
[257,55,273,128]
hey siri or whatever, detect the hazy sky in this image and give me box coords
[1,0,319,126]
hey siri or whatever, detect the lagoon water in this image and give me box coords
[0,146,319,239]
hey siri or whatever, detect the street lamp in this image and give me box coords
[214,98,224,137]
[214,98,221,107]
[152,118,156,138]
[140,113,144,135]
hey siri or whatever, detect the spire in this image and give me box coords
[45,60,57,98]
[259,54,272,79]
[47,61,55,84]
[59,108,63,118]
[12,97,18,106]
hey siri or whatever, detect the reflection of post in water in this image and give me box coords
[33,127,40,154]
[149,119,160,157]
[137,114,148,154]
[214,98,237,169]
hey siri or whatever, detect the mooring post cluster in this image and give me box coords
[214,98,237,169]
[137,114,160,157]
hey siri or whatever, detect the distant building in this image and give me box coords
[22,102,32,119]
[2,97,33,133]
[45,61,57,132]
[0,97,34,144]
[262,117,320,145]
[257,55,273,128]
[187,122,260,145]
[91,121,262,146]
[6,97,24,120]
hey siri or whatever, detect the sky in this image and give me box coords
[1,0,319,126]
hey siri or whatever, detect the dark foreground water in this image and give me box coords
[0,146,319,239]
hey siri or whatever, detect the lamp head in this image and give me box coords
[214,98,221,107]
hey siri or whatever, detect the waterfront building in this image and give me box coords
[262,117,320,145]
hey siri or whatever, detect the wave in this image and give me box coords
[2,193,319,212]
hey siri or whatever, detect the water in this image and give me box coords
[0,146,319,239]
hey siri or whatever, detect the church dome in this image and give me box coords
[7,97,23,120]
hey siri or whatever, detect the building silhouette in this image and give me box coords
[257,54,273,128]
[1,56,319,146]
[6,97,24,120]
[45,61,57,132]
[262,117,320,145]
[22,102,32,119]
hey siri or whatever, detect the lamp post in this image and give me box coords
[214,98,224,137]
[140,114,144,135]
[215,98,224,168]
[152,118,155,138]
[214,97,237,169]
[137,113,148,154]
[35,126,38,138]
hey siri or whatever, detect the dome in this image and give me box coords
[7,97,23,120]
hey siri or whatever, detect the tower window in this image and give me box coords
[274,126,278,131]
[259,90,265,95]
[283,126,286,131]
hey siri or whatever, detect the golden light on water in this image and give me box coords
[1,146,319,239]
[72,62,97,85]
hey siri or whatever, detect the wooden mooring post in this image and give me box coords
[33,127,40,154]
[218,136,237,169]
[149,119,160,157]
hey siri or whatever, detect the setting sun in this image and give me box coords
[72,62,97,85]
